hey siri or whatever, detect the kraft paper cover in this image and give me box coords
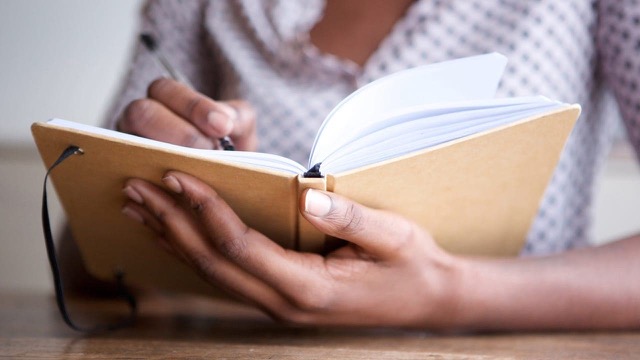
[330,106,579,256]
[32,123,298,294]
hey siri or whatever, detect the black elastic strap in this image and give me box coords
[42,145,137,333]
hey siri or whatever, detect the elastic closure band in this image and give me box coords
[42,145,137,332]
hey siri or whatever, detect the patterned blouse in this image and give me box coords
[107,0,640,256]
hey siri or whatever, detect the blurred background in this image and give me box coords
[1,0,639,294]
[0,0,143,292]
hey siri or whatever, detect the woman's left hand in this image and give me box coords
[121,171,463,328]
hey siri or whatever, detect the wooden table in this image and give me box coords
[1,292,638,359]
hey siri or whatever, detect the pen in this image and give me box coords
[139,33,235,151]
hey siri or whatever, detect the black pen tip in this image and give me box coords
[139,33,157,51]
[219,137,235,151]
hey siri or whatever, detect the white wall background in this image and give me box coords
[0,0,143,293]
[0,0,143,143]
[0,0,639,294]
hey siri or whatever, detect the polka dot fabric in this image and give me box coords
[107,0,640,256]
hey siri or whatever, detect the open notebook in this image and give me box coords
[47,95,565,176]
[33,53,580,293]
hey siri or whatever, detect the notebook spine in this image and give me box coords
[296,175,327,252]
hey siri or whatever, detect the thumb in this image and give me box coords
[224,100,257,151]
[300,189,418,259]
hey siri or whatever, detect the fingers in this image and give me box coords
[121,178,293,316]
[147,78,236,139]
[119,98,214,149]
[118,78,258,151]
[157,172,330,298]
[301,189,422,260]
[123,173,336,318]
[225,100,258,151]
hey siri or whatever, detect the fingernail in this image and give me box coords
[162,175,183,193]
[207,111,233,135]
[123,186,144,204]
[304,189,332,217]
[122,205,144,224]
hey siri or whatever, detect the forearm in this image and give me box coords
[452,234,640,331]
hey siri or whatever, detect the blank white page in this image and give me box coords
[308,53,508,167]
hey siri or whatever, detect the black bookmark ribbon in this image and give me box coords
[42,145,137,333]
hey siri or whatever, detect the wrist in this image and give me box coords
[443,255,529,331]
[423,252,507,331]
[444,256,484,330]
[418,250,469,330]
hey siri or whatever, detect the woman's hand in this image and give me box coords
[117,78,257,151]
[121,171,464,328]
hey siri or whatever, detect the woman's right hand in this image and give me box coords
[117,78,257,151]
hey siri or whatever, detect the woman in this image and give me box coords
[112,0,640,329]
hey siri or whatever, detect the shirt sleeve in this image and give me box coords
[104,0,218,129]
[597,1,640,158]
